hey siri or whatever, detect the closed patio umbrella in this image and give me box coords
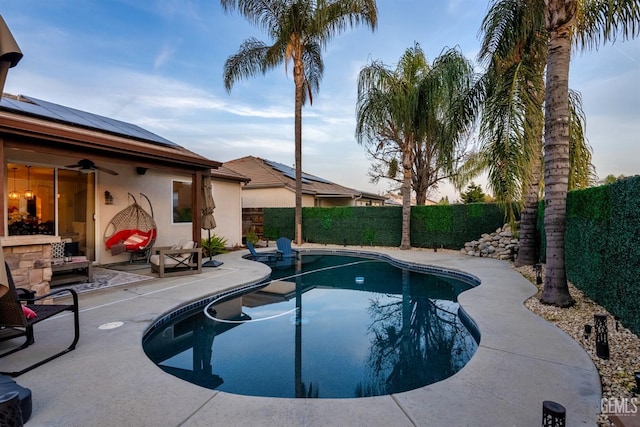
[0,15,23,96]
[202,175,222,267]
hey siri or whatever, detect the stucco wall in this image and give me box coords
[241,187,315,208]
[97,165,186,264]
[208,179,243,247]
[316,198,355,207]
[97,163,244,263]
[4,151,243,264]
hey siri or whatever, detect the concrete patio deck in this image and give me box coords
[1,246,601,426]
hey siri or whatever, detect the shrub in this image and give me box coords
[201,234,228,257]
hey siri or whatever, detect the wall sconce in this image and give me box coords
[8,167,20,200]
[23,165,34,200]
[104,190,113,205]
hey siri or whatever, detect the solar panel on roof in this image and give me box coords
[264,159,333,185]
[0,95,179,148]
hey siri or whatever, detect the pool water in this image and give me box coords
[143,254,479,398]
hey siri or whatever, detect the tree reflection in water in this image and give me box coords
[357,269,477,397]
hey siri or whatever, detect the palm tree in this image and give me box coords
[221,0,378,245]
[475,0,612,273]
[356,44,426,250]
[541,0,639,306]
[356,44,475,249]
[540,0,579,306]
[476,0,547,268]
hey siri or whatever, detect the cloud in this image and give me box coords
[154,43,179,70]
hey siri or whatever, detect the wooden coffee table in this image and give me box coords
[51,260,93,287]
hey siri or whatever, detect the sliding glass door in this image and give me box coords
[7,164,96,260]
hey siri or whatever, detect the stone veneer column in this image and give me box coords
[0,235,60,297]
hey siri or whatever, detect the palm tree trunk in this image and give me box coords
[540,0,576,306]
[515,152,541,266]
[515,98,544,267]
[400,140,413,250]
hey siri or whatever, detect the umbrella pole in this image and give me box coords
[203,228,223,268]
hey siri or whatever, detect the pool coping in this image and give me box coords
[2,246,601,426]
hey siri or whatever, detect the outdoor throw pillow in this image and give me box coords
[22,305,37,319]
[51,241,66,259]
[123,233,146,248]
[179,241,196,258]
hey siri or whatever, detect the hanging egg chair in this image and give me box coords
[104,193,157,262]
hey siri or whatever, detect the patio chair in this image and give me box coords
[246,241,278,262]
[149,240,202,278]
[276,237,300,260]
[0,262,80,377]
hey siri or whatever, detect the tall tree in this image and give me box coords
[356,44,426,250]
[541,0,578,306]
[363,129,472,205]
[356,44,475,249]
[541,0,639,306]
[221,0,378,245]
[477,0,547,268]
[475,0,600,269]
[460,182,487,204]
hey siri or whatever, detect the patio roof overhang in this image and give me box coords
[0,110,221,172]
[0,101,222,243]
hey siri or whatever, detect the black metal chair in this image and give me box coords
[0,262,80,377]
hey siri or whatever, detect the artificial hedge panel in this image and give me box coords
[565,186,610,303]
[565,176,640,335]
[301,204,509,249]
[303,206,401,246]
[411,203,510,249]
[411,205,453,248]
[263,208,295,241]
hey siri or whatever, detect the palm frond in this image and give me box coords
[576,0,640,50]
[568,89,597,188]
[223,38,271,91]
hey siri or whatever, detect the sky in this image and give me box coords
[2,1,639,202]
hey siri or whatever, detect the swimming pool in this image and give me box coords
[143,252,479,398]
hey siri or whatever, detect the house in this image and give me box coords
[223,156,386,239]
[383,192,438,206]
[225,156,386,208]
[1,93,245,291]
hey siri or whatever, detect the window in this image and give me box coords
[7,164,55,235]
[172,181,192,223]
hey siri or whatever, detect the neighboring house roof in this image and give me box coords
[0,93,221,171]
[383,192,437,206]
[210,165,251,183]
[224,156,386,201]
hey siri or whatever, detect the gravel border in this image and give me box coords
[516,264,640,426]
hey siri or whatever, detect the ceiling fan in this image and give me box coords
[65,159,119,176]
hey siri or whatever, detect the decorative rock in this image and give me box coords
[460,223,519,260]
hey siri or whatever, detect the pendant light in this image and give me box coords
[8,167,20,200]
[24,165,34,200]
